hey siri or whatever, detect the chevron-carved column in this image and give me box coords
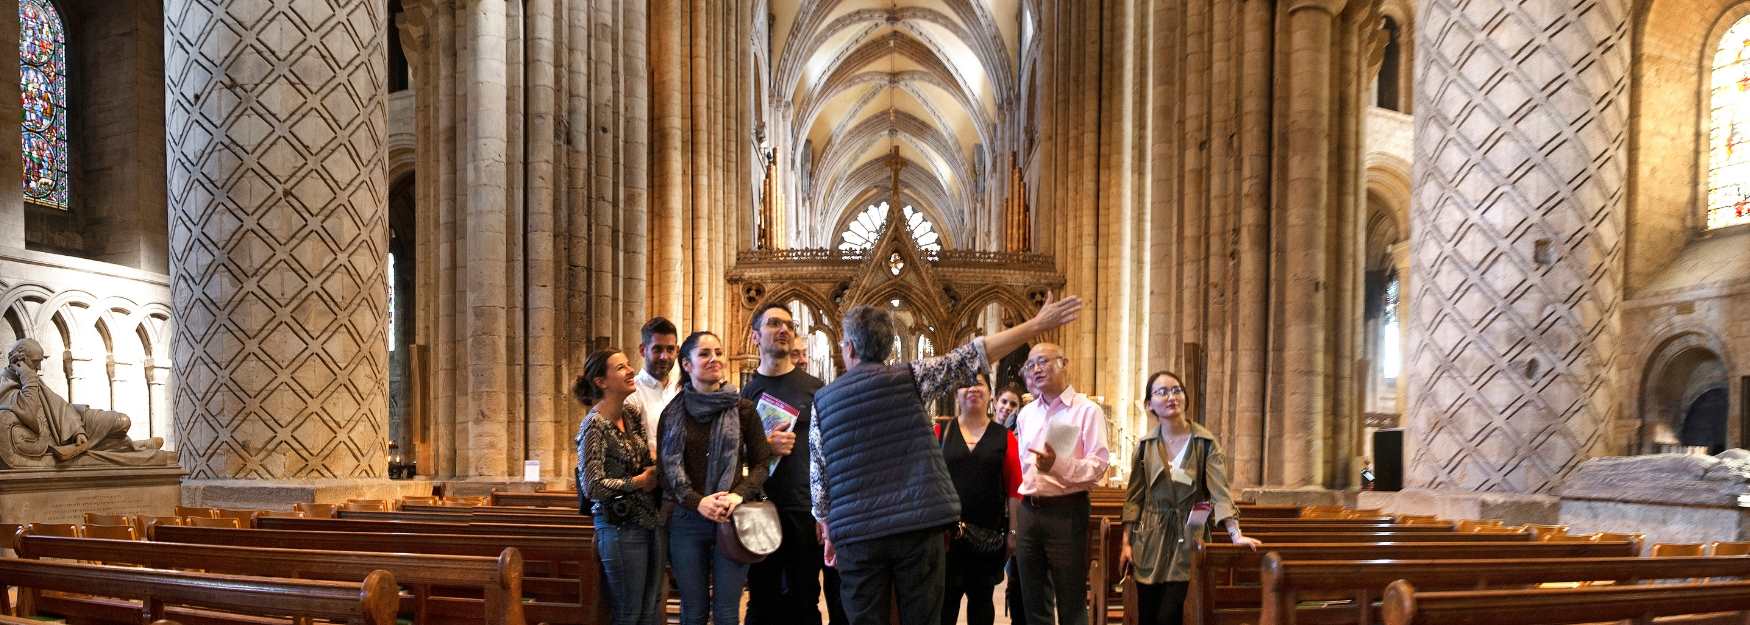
[165,0,389,479]
[1407,0,1629,493]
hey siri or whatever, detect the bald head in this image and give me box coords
[1022,342,1069,397]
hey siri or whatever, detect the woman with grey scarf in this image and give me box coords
[658,330,773,625]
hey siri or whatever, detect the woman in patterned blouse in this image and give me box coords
[575,349,662,625]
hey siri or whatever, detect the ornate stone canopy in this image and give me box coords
[728,157,1062,370]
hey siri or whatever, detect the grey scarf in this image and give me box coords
[659,383,744,504]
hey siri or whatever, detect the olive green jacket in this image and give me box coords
[1120,421,1238,584]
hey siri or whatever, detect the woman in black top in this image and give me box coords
[574,349,662,625]
[937,377,1022,625]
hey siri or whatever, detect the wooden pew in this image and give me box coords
[255,516,591,538]
[402,503,582,516]
[1261,553,1750,625]
[1225,522,1457,533]
[1237,505,1303,519]
[153,525,603,625]
[1188,540,1640,625]
[1210,531,1526,544]
[15,533,526,625]
[489,491,576,508]
[1381,578,1750,625]
[0,558,398,625]
[340,509,593,526]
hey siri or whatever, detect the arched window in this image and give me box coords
[1375,17,1402,111]
[838,202,943,252]
[1707,13,1750,230]
[19,0,66,210]
[1379,273,1401,380]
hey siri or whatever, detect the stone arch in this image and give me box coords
[1637,331,1735,452]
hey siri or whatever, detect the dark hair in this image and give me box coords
[641,316,677,346]
[678,331,720,388]
[996,383,1025,401]
[1144,370,1190,418]
[841,305,896,363]
[750,302,791,333]
[573,349,621,406]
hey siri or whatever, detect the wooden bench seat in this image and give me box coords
[255,516,592,538]
[1382,577,1750,625]
[14,533,526,625]
[1188,540,1640,625]
[402,503,582,516]
[340,509,593,526]
[1211,531,1525,544]
[488,492,575,508]
[0,557,398,625]
[1261,553,1750,625]
[151,525,602,625]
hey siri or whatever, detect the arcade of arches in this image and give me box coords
[0,0,1743,514]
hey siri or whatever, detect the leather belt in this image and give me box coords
[1021,491,1089,509]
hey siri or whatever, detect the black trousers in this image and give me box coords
[940,543,1003,625]
[1015,494,1089,625]
[834,527,948,625]
[1134,582,1189,625]
[746,508,844,625]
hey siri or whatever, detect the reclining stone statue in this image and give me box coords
[0,338,173,468]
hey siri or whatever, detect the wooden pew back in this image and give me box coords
[1382,578,1750,625]
[0,557,398,625]
[16,533,526,625]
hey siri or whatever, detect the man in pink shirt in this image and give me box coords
[1012,343,1109,625]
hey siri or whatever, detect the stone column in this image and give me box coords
[651,0,686,329]
[165,0,389,478]
[1271,0,1345,488]
[1407,0,1629,493]
[463,0,509,478]
[0,0,23,248]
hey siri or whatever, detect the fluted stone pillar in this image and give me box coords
[166,0,389,478]
[1407,0,1629,493]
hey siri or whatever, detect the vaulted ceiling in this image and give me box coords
[771,0,1024,250]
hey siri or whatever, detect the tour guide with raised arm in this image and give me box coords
[809,294,1083,625]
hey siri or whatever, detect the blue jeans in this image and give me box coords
[669,506,749,625]
[595,517,664,625]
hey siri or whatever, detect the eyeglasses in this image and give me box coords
[1150,387,1186,398]
[1021,357,1065,374]
[763,318,796,331]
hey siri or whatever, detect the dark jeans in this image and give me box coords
[825,565,848,625]
[746,508,842,625]
[595,517,665,625]
[1135,582,1189,625]
[1016,494,1089,625]
[669,506,749,625]
[833,527,948,625]
[940,543,1002,625]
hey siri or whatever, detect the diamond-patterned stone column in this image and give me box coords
[1407,0,1628,493]
[165,0,389,479]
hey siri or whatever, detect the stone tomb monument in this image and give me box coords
[0,339,181,524]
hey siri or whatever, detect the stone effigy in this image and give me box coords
[1558,450,1750,506]
[0,339,173,468]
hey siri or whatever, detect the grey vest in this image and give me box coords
[815,362,961,545]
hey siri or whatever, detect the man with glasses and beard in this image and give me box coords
[1012,343,1109,625]
[741,303,843,625]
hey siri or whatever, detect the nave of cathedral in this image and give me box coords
[0,0,1745,624]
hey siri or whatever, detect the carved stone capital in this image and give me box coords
[1287,0,1348,16]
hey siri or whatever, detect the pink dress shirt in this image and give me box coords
[1014,385,1110,497]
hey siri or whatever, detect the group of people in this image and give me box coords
[573,295,1257,625]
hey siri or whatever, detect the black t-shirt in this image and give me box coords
[740,367,824,511]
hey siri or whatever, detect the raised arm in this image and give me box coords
[982,294,1083,362]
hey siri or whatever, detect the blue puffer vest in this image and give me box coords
[815,361,961,546]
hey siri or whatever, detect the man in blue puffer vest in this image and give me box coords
[810,294,1084,625]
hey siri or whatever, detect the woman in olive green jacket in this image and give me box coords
[1119,371,1261,625]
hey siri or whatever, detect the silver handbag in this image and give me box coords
[717,500,783,563]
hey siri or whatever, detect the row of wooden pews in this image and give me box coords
[1070,496,1750,625]
[0,491,612,625]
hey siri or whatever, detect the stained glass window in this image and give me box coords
[1380,274,1401,380]
[1708,14,1750,230]
[19,0,66,210]
[838,202,943,252]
